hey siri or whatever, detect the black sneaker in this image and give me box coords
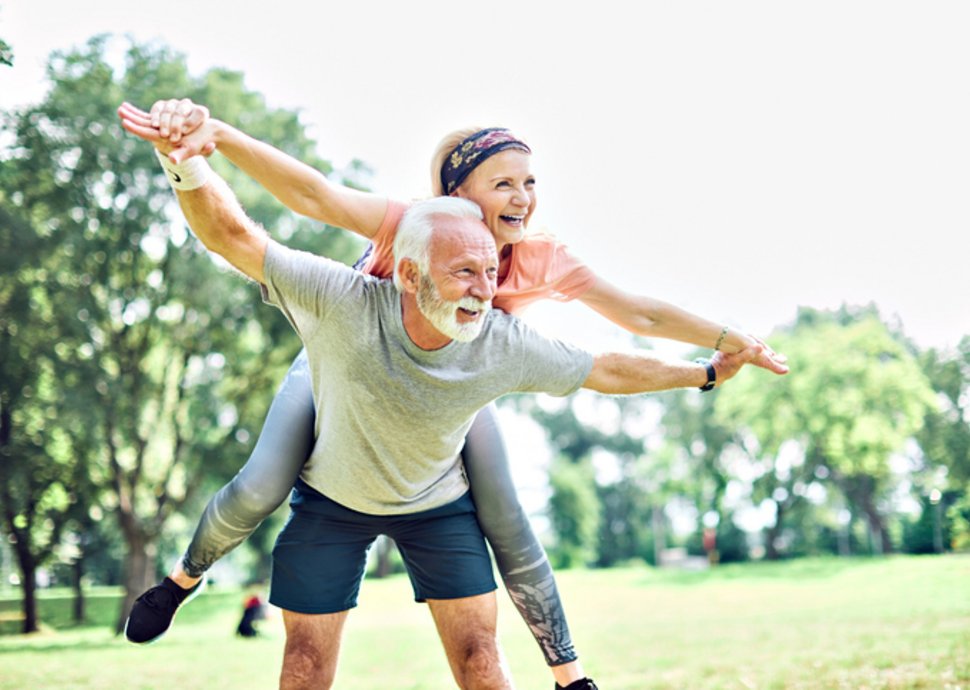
[124,576,206,644]
[555,679,599,690]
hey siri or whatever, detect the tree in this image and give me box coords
[0,35,361,632]
[917,338,970,484]
[656,381,739,560]
[547,456,600,567]
[716,307,937,554]
[916,337,970,550]
[0,191,100,631]
[0,38,11,67]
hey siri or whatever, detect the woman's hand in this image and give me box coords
[118,100,218,163]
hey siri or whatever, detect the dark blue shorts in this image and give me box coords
[269,481,497,614]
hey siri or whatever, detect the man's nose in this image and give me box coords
[469,273,495,301]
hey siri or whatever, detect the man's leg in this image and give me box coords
[279,609,348,690]
[427,592,512,690]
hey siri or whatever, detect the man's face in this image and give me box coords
[416,273,491,342]
[416,216,498,342]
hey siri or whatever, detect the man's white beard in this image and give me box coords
[416,274,491,343]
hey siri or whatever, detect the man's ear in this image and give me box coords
[397,258,421,294]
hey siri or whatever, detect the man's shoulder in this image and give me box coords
[268,241,392,287]
[478,308,536,344]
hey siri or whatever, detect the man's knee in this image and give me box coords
[280,632,335,689]
[454,634,508,689]
[280,609,345,689]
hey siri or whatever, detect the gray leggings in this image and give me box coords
[182,350,577,665]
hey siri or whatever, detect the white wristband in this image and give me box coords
[154,149,210,191]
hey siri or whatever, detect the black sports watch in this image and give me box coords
[694,358,716,392]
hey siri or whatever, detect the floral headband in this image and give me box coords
[440,128,532,195]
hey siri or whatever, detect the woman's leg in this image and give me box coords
[463,404,586,684]
[180,349,316,578]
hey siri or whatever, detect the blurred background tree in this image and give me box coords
[716,307,937,556]
[0,35,362,633]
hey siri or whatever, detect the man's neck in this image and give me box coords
[400,294,453,351]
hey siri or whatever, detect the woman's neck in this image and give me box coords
[497,243,513,283]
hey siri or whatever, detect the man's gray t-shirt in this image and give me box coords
[262,240,594,515]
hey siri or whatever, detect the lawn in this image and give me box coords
[0,555,967,689]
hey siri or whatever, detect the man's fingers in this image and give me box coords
[169,145,205,164]
[119,102,152,121]
[119,116,163,143]
[119,107,153,130]
[167,134,216,163]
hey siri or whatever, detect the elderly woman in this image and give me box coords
[119,100,787,690]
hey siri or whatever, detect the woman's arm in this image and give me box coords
[578,274,789,374]
[118,101,388,239]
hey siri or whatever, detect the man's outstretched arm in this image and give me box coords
[582,345,761,395]
[146,144,268,283]
[172,171,269,284]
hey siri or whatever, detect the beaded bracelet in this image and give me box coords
[714,326,729,351]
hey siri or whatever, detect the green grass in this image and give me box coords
[0,555,967,689]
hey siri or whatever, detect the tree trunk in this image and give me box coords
[651,505,666,567]
[858,496,892,555]
[764,501,785,560]
[72,557,85,624]
[12,544,39,634]
[837,513,852,557]
[114,532,158,634]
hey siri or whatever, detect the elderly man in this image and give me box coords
[135,144,759,690]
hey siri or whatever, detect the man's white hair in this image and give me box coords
[392,196,485,291]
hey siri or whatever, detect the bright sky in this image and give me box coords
[3,0,970,353]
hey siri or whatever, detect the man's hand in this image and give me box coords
[711,344,764,387]
[117,101,217,163]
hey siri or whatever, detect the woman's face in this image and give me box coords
[454,149,536,249]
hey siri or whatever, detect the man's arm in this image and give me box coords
[582,345,761,394]
[168,161,269,284]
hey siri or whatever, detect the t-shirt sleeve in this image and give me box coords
[546,241,597,300]
[261,240,359,341]
[506,317,594,396]
[360,199,409,280]
[494,234,598,315]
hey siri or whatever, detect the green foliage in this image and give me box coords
[918,337,970,483]
[595,479,653,566]
[547,456,601,568]
[0,37,11,67]
[0,34,364,630]
[715,307,938,554]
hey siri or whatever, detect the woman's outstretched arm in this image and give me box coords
[578,274,789,375]
[118,100,388,238]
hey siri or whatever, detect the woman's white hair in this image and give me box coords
[393,197,484,291]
